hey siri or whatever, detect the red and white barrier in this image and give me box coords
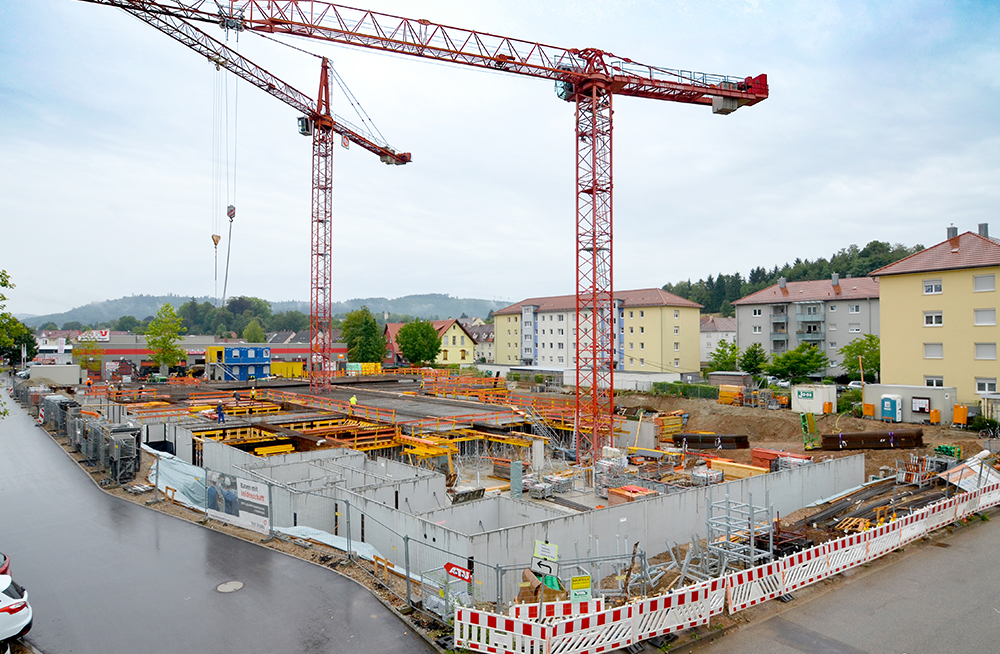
[455,608,547,654]
[781,545,828,594]
[865,522,902,560]
[825,532,869,575]
[635,578,725,639]
[547,604,634,654]
[726,562,783,613]
[510,598,603,622]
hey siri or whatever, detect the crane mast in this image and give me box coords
[84,1,410,391]
[84,1,768,464]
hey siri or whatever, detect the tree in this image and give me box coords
[341,307,387,363]
[0,270,14,418]
[242,319,266,343]
[396,320,441,366]
[0,317,38,366]
[114,315,141,333]
[706,339,740,373]
[72,333,106,376]
[838,334,880,381]
[766,343,829,383]
[739,343,769,378]
[39,321,58,331]
[62,321,88,331]
[270,310,309,332]
[146,303,187,374]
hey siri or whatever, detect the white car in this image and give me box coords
[847,381,864,390]
[0,574,32,643]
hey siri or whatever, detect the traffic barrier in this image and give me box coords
[781,545,828,594]
[547,604,634,654]
[636,578,725,639]
[865,521,902,560]
[455,607,547,654]
[825,532,869,575]
[726,562,783,612]
[510,599,603,622]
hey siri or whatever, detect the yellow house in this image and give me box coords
[493,288,702,374]
[435,319,476,365]
[873,227,1000,403]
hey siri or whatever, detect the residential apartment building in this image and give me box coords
[733,275,880,376]
[494,288,702,373]
[873,225,1000,403]
[466,324,495,363]
[700,316,736,366]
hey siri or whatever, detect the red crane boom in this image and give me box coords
[86,1,768,464]
[82,1,411,391]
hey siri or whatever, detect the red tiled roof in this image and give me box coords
[495,288,702,315]
[870,232,1000,276]
[733,277,879,305]
[700,316,736,332]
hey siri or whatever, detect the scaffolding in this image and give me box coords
[705,493,774,573]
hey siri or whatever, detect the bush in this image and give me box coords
[650,382,719,400]
[508,373,521,382]
[534,374,544,384]
[837,388,862,415]
[969,415,999,432]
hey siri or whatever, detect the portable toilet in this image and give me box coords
[880,394,902,423]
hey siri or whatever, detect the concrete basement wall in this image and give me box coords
[416,496,565,533]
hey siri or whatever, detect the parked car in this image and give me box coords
[847,381,864,390]
[0,574,32,642]
[0,553,7,576]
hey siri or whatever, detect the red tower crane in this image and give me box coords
[82,2,411,392]
[84,2,768,462]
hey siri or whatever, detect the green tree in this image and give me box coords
[0,318,37,366]
[838,334,880,381]
[242,319,266,343]
[341,307,387,363]
[706,339,740,372]
[146,303,187,373]
[114,315,141,332]
[73,333,106,376]
[62,321,89,331]
[270,310,309,332]
[766,343,829,383]
[395,320,441,366]
[739,343,769,378]
[0,270,14,418]
[39,321,58,331]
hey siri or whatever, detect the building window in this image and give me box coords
[924,279,943,295]
[629,342,633,350]
[924,311,943,326]
[849,305,860,314]
[975,309,997,326]
[559,314,564,321]
[752,308,762,317]
[629,357,634,365]
[674,310,679,319]
[641,342,645,350]
[460,349,466,360]
[975,343,997,360]
[830,342,837,348]
[975,274,996,292]
[829,305,837,312]
[558,328,564,335]
[442,336,448,346]
[674,326,679,335]
[829,323,837,331]
[806,305,819,315]
[753,325,762,334]
[673,342,678,351]
[849,323,861,333]
[640,358,645,366]
[640,311,644,318]
[629,326,633,334]
[925,376,944,387]
[558,343,564,349]
[442,350,448,360]
[924,343,943,359]
[461,335,466,345]
[524,347,532,354]
[674,358,680,367]
[977,378,998,393]
[640,326,645,334]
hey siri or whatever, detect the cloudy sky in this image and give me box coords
[2,1,998,317]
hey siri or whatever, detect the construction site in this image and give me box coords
[16,366,1000,650]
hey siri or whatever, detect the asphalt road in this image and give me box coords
[701,508,1000,653]
[0,396,433,654]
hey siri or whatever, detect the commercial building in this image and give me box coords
[493,288,702,374]
[733,276,880,377]
[872,225,1000,403]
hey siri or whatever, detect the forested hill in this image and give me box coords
[663,241,923,315]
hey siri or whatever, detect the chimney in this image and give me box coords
[831,273,840,287]
[778,277,786,289]
[979,223,989,238]
[947,225,958,239]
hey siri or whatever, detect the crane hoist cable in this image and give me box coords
[216,26,240,308]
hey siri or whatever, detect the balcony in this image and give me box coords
[796,305,825,321]
[796,330,825,341]
[770,313,788,323]
[770,332,788,341]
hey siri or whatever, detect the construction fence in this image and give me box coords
[454,479,1000,654]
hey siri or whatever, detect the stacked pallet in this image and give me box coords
[654,410,689,442]
[716,385,744,405]
[607,485,658,506]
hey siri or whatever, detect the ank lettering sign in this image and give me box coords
[444,562,472,583]
[797,390,814,400]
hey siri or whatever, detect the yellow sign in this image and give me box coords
[571,575,591,590]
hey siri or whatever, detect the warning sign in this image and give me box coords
[570,575,592,602]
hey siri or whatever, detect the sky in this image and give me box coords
[2,1,998,317]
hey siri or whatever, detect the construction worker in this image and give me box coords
[349,395,358,406]
[216,402,226,424]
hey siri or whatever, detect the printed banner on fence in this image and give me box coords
[206,471,270,535]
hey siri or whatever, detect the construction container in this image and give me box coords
[929,409,941,425]
[708,371,752,387]
[790,384,837,414]
[953,404,968,426]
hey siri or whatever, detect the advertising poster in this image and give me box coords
[206,471,270,535]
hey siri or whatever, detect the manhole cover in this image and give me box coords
[216,581,244,593]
